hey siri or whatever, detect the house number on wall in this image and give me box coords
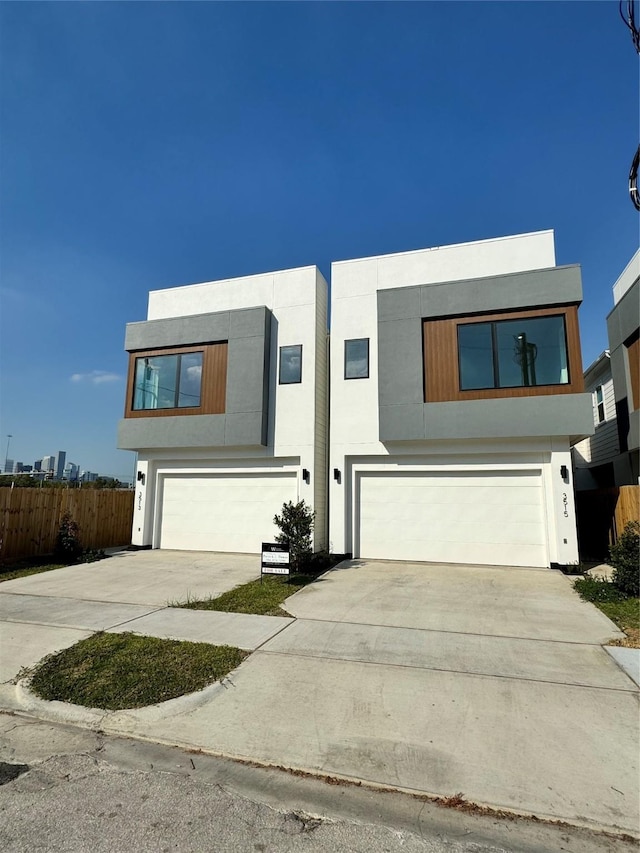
[138,491,143,511]
[562,493,569,518]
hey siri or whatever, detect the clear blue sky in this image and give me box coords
[1,1,637,480]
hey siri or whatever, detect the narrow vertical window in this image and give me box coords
[279,345,303,384]
[345,338,369,379]
[595,385,605,423]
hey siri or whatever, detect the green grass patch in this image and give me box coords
[0,551,108,584]
[0,559,67,583]
[596,597,640,633]
[573,576,628,603]
[28,632,248,710]
[174,573,318,616]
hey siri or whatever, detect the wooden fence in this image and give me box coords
[0,487,134,562]
[575,485,639,561]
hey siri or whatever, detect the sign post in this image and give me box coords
[261,542,290,582]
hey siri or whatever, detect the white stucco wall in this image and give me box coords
[132,265,329,550]
[328,230,580,566]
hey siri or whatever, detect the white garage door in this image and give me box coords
[357,470,547,568]
[159,472,297,553]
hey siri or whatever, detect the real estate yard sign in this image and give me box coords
[261,542,290,578]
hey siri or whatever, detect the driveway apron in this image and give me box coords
[112,561,639,835]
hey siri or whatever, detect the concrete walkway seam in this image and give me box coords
[253,646,640,693]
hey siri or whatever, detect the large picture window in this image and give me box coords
[133,351,203,410]
[458,315,569,391]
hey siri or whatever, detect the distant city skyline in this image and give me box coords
[1,444,132,483]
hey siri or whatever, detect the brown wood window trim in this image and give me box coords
[423,305,584,403]
[626,332,640,412]
[124,342,228,418]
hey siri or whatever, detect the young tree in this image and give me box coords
[53,512,83,564]
[273,500,314,572]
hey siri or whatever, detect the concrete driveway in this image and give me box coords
[1,556,638,834]
[0,549,261,606]
[117,560,639,835]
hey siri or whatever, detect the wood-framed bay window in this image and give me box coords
[423,306,584,403]
[124,342,228,418]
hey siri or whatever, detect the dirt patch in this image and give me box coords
[608,627,640,649]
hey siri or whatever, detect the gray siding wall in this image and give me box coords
[607,278,639,357]
[377,266,592,442]
[378,264,582,323]
[379,395,593,443]
[607,278,639,453]
[118,306,271,450]
[589,420,620,465]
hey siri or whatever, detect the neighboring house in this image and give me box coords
[572,351,620,489]
[329,230,593,568]
[117,266,328,553]
[607,250,640,486]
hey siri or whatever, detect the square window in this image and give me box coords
[133,351,203,410]
[345,338,369,379]
[279,345,302,384]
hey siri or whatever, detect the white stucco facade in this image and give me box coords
[328,231,583,568]
[122,229,590,568]
[127,265,328,553]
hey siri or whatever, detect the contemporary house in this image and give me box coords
[572,351,619,490]
[606,250,639,485]
[572,250,640,490]
[119,229,594,568]
[329,230,593,568]
[118,266,328,553]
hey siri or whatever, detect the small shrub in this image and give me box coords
[609,520,640,598]
[53,512,82,564]
[273,499,314,571]
[82,549,108,564]
[574,576,627,603]
[303,550,342,576]
[560,562,586,575]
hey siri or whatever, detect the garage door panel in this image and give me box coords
[159,473,297,553]
[357,469,547,568]
[363,481,541,507]
[360,501,542,527]
[364,519,544,548]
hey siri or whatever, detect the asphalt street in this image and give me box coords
[0,713,634,853]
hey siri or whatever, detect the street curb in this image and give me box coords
[3,684,638,841]
[8,676,232,728]
[605,645,640,687]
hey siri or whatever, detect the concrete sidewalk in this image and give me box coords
[0,550,289,682]
[0,597,291,682]
[1,557,638,836]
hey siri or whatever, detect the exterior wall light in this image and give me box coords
[560,465,568,480]
[137,471,145,485]
[302,468,310,484]
[333,468,341,483]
